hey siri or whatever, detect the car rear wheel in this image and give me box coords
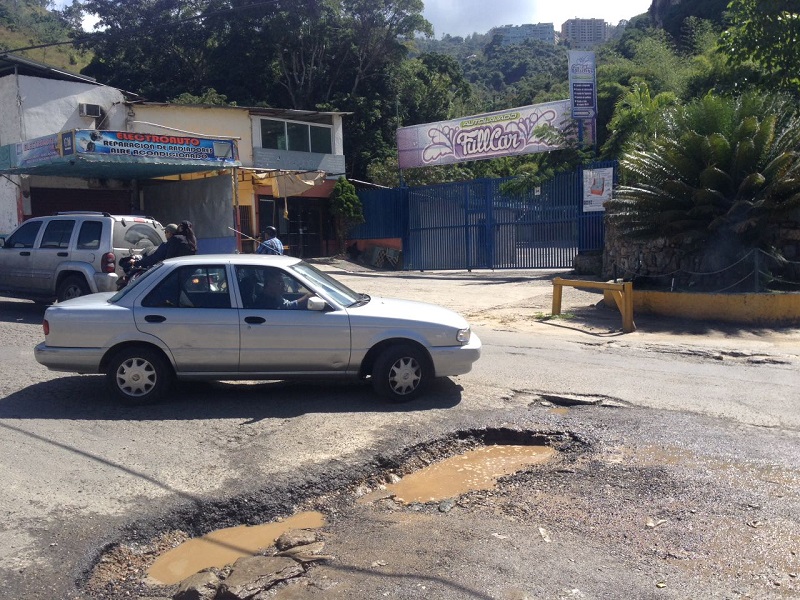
[371,344,430,402]
[57,275,90,302]
[106,346,173,405]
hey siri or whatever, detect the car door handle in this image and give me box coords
[19,251,30,256]
[57,252,68,257]
[144,315,167,323]
[244,316,266,324]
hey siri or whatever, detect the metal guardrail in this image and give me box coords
[552,277,635,333]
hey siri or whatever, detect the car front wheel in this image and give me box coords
[106,346,173,405]
[371,344,430,402]
[57,275,90,302]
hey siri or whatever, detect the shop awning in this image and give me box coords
[0,129,241,180]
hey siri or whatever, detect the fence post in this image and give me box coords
[753,250,760,293]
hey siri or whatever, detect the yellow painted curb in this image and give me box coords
[604,289,800,325]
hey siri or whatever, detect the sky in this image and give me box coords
[52,0,653,36]
[422,0,653,38]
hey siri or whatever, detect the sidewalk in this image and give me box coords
[310,257,800,354]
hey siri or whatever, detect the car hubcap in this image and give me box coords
[116,357,156,397]
[388,357,421,395]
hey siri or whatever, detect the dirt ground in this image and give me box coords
[319,257,800,352]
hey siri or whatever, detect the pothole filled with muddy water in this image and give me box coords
[86,428,581,599]
[147,511,326,585]
[361,443,556,505]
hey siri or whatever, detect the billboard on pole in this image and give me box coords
[397,99,572,169]
[568,50,597,121]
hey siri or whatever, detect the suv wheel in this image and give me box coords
[57,275,90,302]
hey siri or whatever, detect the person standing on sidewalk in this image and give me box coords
[256,226,284,255]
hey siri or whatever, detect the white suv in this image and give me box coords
[0,212,166,303]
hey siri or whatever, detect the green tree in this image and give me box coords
[330,176,364,253]
[607,92,800,271]
[171,88,236,106]
[601,82,679,158]
[720,0,800,92]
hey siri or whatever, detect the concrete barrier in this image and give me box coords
[604,288,800,325]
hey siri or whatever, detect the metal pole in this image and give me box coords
[753,250,760,292]
[231,167,241,252]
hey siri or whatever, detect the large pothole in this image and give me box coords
[83,427,587,599]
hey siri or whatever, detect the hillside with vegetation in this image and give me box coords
[0,0,91,72]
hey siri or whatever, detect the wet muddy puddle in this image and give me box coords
[147,511,326,585]
[363,444,556,505]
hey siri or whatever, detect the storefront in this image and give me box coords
[0,129,241,252]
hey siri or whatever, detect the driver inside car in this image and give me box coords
[240,267,312,310]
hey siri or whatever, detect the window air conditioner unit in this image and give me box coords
[79,103,103,118]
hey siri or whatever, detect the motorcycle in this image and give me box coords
[116,254,148,291]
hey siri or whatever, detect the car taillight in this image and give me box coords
[43,319,49,336]
[102,252,116,273]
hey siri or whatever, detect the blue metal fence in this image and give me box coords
[350,162,615,270]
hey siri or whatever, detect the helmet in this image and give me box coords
[264,226,277,237]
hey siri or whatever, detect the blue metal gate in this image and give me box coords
[351,162,613,271]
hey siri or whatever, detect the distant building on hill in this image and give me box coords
[491,23,557,46]
[560,18,610,48]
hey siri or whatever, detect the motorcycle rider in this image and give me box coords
[137,220,197,269]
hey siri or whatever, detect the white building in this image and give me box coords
[0,54,348,256]
[560,18,610,48]
[491,23,557,46]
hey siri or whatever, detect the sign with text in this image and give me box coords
[15,134,59,168]
[397,100,572,169]
[568,51,597,121]
[583,166,613,212]
[69,130,239,163]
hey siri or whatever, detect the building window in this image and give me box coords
[287,122,309,152]
[310,125,332,153]
[261,119,287,150]
[260,118,332,154]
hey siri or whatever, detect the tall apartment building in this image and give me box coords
[560,18,609,48]
[492,23,557,46]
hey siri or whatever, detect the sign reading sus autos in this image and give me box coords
[397,100,571,169]
[65,130,238,163]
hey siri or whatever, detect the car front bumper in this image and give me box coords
[34,342,103,373]
[429,333,482,377]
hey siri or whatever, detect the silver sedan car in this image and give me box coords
[34,255,481,404]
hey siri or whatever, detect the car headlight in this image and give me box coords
[457,327,471,344]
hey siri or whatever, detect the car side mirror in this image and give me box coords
[307,296,326,311]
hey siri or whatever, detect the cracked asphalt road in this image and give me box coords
[1,261,799,599]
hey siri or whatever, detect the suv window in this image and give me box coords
[4,221,42,248]
[114,222,163,251]
[40,220,75,249]
[77,221,103,250]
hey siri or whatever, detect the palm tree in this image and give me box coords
[607,91,800,287]
[601,82,678,158]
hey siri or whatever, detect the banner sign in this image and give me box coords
[397,100,571,169]
[66,130,239,163]
[568,51,597,120]
[583,166,613,212]
[15,134,60,168]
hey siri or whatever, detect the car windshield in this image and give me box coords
[108,264,163,303]
[288,261,360,307]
